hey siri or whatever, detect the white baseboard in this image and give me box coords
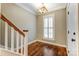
[28,40,67,48]
[37,40,67,48]
[28,40,38,45]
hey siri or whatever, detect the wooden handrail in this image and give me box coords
[0,14,25,37]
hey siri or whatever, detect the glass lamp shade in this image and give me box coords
[38,6,48,14]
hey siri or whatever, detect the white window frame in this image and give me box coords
[43,15,55,40]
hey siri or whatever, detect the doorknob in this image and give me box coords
[73,32,76,35]
[71,38,75,42]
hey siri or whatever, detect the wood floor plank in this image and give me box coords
[28,41,67,56]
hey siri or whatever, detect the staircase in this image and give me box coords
[0,14,28,56]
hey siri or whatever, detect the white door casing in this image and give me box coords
[67,3,78,56]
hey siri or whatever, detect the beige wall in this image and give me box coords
[36,8,67,46]
[1,3,36,42]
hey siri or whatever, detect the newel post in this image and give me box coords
[23,30,28,56]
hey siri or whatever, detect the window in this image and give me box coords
[43,16,54,40]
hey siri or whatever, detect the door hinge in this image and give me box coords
[68,11,69,15]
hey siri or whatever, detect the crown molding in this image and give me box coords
[15,3,36,15]
[15,3,66,15]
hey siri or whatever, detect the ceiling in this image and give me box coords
[16,3,66,15]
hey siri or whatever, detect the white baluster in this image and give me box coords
[11,27,14,51]
[21,35,23,55]
[24,32,28,56]
[5,22,8,49]
[16,31,19,53]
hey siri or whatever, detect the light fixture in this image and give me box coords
[38,3,48,14]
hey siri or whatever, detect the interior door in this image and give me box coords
[67,3,78,56]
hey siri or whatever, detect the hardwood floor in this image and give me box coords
[28,41,67,56]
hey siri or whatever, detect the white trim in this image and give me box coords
[28,40,67,48]
[21,35,23,55]
[5,22,8,49]
[15,3,36,15]
[49,5,66,13]
[0,45,24,56]
[11,27,14,51]
[16,31,19,53]
[75,4,79,56]
[66,4,69,55]
[0,45,11,50]
[0,48,22,56]
[0,44,24,52]
[28,40,38,45]
[37,40,67,48]
[23,32,28,56]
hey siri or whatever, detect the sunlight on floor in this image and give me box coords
[43,46,54,56]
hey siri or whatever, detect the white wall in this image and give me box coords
[1,3,36,42]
